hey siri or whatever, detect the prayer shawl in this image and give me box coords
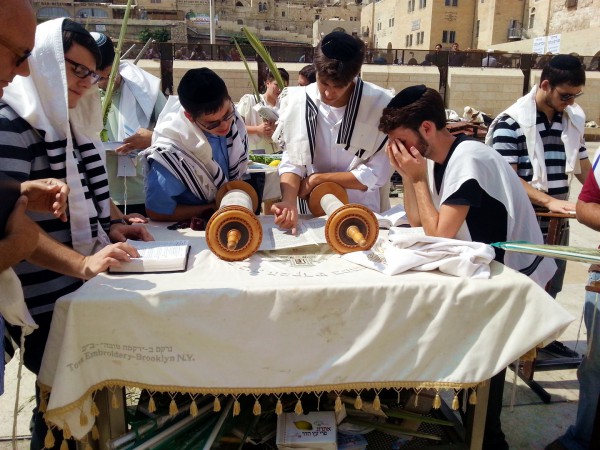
[115,61,161,141]
[2,18,110,255]
[141,96,248,202]
[273,78,390,167]
[485,84,585,192]
[0,269,37,335]
[429,139,557,288]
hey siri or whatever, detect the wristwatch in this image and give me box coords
[109,218,128,226]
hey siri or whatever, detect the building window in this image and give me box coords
[150,0,161,3]
[237,19,243,24]
[416,31,424,44]
[315,14,319,19]
[475,20,479,37]
[405,34,413,47]
[388,17,394,27]
[445,0,458,5]
[442,30,456,43]
[419,0,426,8]
[408,0,415,12]
[529,8,535,28]
[282,11,285,16]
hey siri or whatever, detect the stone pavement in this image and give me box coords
[1,144,598,449]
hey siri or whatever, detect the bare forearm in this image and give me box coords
[400,177,422,227]
[146,203,217,222]
[280,172,301,203]
[309,172,367,191]
[27,232,87,279]
[412,179,442,235]
[521,178,554,208]
[576,200,600,232]
[0,238,36,271]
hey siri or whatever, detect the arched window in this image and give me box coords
[236,1,244,6]
[529,8,535,29]
[36,7,69,19]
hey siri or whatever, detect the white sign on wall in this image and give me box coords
[532,36,546,54]
[411,20,420,31]
[547,34,561,54]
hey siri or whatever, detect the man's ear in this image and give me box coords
[183,110,194,122]
[540,79,551,92]
[420,120,435,138]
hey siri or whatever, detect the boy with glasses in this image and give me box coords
[142,68,249,222]
[486,54,591,357]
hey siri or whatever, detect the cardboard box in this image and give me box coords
[276,411,337,450]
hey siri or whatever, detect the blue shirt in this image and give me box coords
[146,134,230,215]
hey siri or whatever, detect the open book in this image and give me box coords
[109,240,191,273]
[373,204,409,229]
[259,216,327,251]
[253,104,279,123]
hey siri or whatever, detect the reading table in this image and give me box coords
[37,223,572,449]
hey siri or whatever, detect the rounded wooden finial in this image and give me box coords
[325,204,379,254]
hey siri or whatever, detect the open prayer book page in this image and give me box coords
[109,240,191,273]
[253,103,279,123]
[373,203,409,228]
[259,216,327,251]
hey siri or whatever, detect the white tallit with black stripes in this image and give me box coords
[2,18,110,256]
[273,78,390,166]
[141,96,248,203]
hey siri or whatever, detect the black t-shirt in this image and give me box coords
[433,135,508,263]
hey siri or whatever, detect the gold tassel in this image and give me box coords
[276,398,283,415]
[190,399,198,417]
[233,399,241,416]
[92,425,100,440]
[469,389,477,405]
[334,395,342,412]
[253,398,261,415]
[354,394,363,410]
[433,392,442,410]
[60,439,69,450]
[213,396,221,412]
[111,391,119,409]
[373,394,381,411]
[148,396,156,413]
[91,401,100,417]
[44,429,55,449]
[85,442,93,450]
[452,393,459,410]
[39,391,48,413]
[294,398,303,415]
[169,398,178,416]
[80,410,88,427]
[63,422,72,440]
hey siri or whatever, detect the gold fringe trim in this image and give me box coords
[169,397,178,416]
[92,424,99,441]
[452,392,459,410]
[253,398,261,415]
[190,398,198,417]
[276,397,283,415]
[80,409,88,427]
[85,442,93,450]
[354,394,363,410]
[373,394,381,411]
[63,422,72,439]
[469,389,477,405]
[433,392,442,409]
[334,394,342,412]
[214,396,221,412]
[148,395,156,413]
[39,390,48,414]
[294,398,303,415]
[233,398,241,416]
[60,439,69,450]
[111,390,119,409]
[44,428,55,449]
[91,401,100,417]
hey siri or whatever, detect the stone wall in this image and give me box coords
[136,60,600,122]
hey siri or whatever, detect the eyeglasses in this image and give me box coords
[557,91,584,102]
[0,35,31,68]
[195,103,236,130]
[65,57,101,85]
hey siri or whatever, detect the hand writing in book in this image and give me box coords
[80,242,140,279]
[21,178,70,222]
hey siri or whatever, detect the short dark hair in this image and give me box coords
[299,64,316,83]
[266,68,289,84]
[177,68,230,118]
[379,87,446,134]
[313,35,364,86]
[540,54,586,88]
[62,19,101,68]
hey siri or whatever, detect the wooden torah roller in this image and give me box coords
[307,181,379,254]
[205,180,263,262]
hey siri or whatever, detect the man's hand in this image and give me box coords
[298,173,321,199]
[386,139,427,183]
[116,128,153,154]
[545,198,577,214]
[21,178,69,221]
[271,199,298,235]
[79,241,140,279]
[124,213,149,224]
[257,121,275,139]
[109,223,154,243]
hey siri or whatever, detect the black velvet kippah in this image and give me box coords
[91,32,115,69]
[321,32,361,61]
[387,84,427,109]
[549,54,582,70]
[62,20,91,37]
[178,68,227,103]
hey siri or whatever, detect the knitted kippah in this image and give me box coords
[549,54,582,70]
[387,84,427,109]
[321,32,361,61]
[90,32,115,70]
[177,68,227,103]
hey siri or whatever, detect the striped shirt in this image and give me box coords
[0,102,83,316]
[491,110,588,237]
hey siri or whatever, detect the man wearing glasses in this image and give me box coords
[487,54,591,358]
[142,68,249,222]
